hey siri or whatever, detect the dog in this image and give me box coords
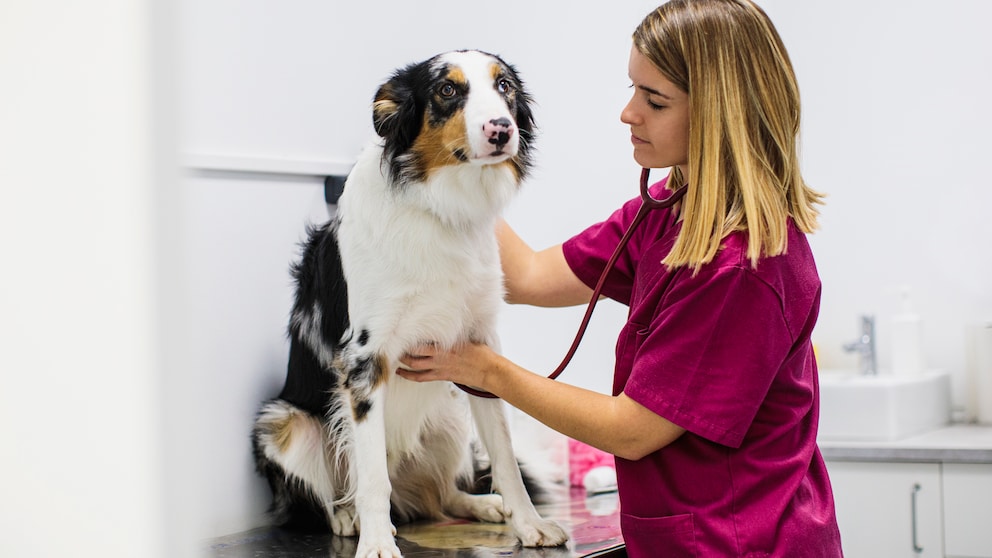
[251,50,569,557]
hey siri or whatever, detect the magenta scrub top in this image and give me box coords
[562,178,843,557]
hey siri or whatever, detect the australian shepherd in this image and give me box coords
[251,50,568,557]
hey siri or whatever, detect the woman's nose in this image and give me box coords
[620,97,639,125]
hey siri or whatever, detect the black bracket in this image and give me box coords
[324,175,347,205]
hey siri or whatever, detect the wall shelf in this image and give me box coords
[182,153,353,179]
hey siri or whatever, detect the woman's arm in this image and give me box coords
[397,342,686,461]
[497,220,593,307]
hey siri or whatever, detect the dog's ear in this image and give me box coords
[372,83,403,138]
[495,59,536,146]
[512,82,536,145]
[372,62,427,155]
[500,60,537,178]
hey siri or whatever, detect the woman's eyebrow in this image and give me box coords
[637,84,673,100]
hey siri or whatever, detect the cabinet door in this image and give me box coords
[827,461,943,558]
[943,463,992,558]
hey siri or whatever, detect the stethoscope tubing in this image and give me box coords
[456,168,687,398]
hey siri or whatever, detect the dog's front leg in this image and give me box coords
[468,396,569,548]
[346,353,401,558]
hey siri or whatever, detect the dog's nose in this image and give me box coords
[484,117,515,149]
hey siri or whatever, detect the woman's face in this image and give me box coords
[621,46,690,176]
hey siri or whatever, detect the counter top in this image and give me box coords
[819,423,992,464]
[209,488,624,557]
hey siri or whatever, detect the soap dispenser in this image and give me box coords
[891,287,924,377]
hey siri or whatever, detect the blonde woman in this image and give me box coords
[399,0,843,555]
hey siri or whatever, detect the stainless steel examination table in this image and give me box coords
[209,487,625,557]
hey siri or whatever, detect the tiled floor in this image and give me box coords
[209,489,625,557]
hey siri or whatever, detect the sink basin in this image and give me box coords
[817,369,951,441]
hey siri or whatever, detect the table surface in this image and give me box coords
[209,488,625,557]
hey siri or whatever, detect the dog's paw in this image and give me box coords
[512,517,569,548]
[330,507,359,537]
[355,533,401,558]
[467,493,506,523]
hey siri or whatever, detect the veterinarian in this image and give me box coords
[398,0,843,555]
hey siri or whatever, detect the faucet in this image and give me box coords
[843,315,877,376]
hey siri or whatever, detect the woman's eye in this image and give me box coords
[648,100,666,111]
[439,83,457,98]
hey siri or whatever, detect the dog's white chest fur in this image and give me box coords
[336,142,516,361]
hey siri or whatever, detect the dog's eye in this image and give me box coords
[438,83,457,98]
[496,78,512,94]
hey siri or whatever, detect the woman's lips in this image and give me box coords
[631,134,649,145]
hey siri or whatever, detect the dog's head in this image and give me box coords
[372,50,535,186]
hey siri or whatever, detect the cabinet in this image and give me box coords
[827,461,992,558]
[827,461,943,557]
[943,463,992,558]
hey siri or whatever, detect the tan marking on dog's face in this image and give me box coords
[402,64,475,178]
[445,66,466,86]
[489,62,504,82]
[410,110,469,176]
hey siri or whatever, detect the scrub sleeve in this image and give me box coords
[561,179,843,557]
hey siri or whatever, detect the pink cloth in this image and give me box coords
[568,438,614,488]
[562,177,842,557]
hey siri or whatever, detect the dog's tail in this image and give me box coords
[251,399,342,533]
[253,458,330,532]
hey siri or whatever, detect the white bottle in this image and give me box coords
[891,287,925,377]
[966,321,992,424]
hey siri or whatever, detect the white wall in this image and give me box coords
[1,1,179,556]
[763,0,992,411]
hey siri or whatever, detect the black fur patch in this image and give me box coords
[278,222,350,416]
[353,400,373,422]
[343,354,386,422]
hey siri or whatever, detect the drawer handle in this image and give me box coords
[911,483,924,554]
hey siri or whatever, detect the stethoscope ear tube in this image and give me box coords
[456,168,686,399]
[639,167,688,209]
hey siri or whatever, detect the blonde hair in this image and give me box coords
[633,0,824,271]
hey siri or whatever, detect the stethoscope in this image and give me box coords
[458,168,688,398]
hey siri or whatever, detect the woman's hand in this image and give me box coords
[396,342,497,391]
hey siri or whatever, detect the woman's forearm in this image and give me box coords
[399,343,684,459]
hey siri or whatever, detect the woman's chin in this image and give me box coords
[631,149,653,169]
[632,153,666,170]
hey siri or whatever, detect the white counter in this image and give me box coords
[819,424,992,463]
